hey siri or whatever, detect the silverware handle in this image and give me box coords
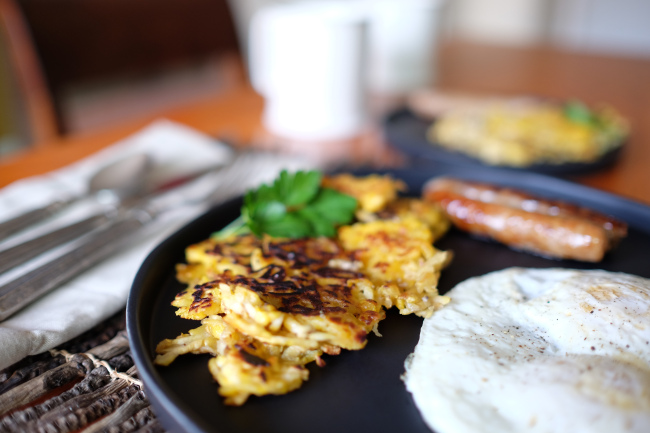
[0,213,148,321]
[0,198,76,240]
[0,212,113,275]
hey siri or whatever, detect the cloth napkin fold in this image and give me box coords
[0,120,318,371]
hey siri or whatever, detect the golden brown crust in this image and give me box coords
[157,173,452,405]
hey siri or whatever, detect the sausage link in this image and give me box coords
[424,177,627,262]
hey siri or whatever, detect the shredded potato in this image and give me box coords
[155,174,451,405]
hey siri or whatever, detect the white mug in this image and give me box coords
[248,1,367,141]
[363,0,445,95]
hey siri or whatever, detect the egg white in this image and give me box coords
[403,267,650,433]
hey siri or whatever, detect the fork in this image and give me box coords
[0,162,229,276]
[0,151,284,321]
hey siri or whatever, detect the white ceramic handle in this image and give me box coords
[247,8,270,96]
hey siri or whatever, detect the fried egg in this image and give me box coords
[403,267,650,433]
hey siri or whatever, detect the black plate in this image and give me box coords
[127,165,650,433]
[383,108,623,175]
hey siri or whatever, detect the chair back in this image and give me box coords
[0,0,58,145]
[3,0,241,137]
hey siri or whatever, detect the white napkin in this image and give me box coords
[0,120,318,371]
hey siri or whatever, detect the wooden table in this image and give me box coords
[2,40,650,204]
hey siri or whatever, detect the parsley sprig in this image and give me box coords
[213,170,357,239]
[563,100,601,128]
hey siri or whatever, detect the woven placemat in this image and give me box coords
[0,310,166,433]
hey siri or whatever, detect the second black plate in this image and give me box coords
[383,108,623,175]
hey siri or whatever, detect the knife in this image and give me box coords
[0,163,227,275]
[0,151,274,321]
[0,153,152,241]
[0,199,77,241]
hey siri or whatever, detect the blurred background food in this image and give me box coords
[427,97,629,167]
[1,0,649,156]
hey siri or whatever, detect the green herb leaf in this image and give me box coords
[309,188,358,224]
[279,170,322,206]
[259,213,312,238]
[296,207,336,237]
[564,100,598,127]
[212,170,358,240]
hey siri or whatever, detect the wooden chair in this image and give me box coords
[0,0,58,145]
[1,0,241,140]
